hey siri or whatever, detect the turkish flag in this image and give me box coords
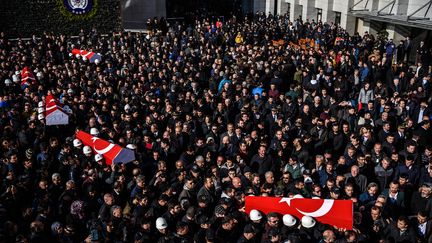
[245,196,353,229]
[76,130,135,165]
[71,49,101,63]
[21,66,36,88]
[45,94,69,126]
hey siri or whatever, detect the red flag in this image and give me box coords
[71,49,101,63]
[357,102,363,112]
[245,196,353,229]
[45,94,69,125]
[21,67,35,87]
[76,130,135,165]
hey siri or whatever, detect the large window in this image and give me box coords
[317,8,322,22]
[335,11,341,25]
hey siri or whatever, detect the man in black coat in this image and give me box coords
[237,224,258,243]
[384,216,416,243]
[250,145,273,176]
[410,183,432,215]
[411,210,432,243]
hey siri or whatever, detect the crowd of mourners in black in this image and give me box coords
[1,11,432,243]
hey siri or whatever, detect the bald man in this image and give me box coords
[322,229,336,243]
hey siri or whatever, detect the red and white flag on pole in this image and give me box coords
[76,130,135,165]
[21,67,36,88]
[245,196,353,229]
[71,49,101,63]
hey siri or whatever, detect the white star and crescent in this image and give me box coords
[91,137,115,154]
[279,198,334,218]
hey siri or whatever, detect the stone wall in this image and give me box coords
[0,0,122,38]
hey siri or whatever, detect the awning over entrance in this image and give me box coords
[348,10,432,30]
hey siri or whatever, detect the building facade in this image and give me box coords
[250,0,432,44]
[124,0,432,49]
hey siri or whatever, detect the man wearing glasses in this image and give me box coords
[261,212,280,242]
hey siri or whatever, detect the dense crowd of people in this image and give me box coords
[0,11,432,243]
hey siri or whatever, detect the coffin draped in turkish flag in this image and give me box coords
[21,66,36,88]
[71,49,101,63]
[45,94,69,126]
[76,130,135,165]
[245,196,353,229]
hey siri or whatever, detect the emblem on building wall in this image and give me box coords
[63,0,93,15]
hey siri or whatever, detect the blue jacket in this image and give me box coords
[359,192,376,206]
[360,67,369,81]
[394,164,420,186]
[317,170,336,187]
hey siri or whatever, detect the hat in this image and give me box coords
[90,128,99,136]
[331,188,341,194]
[159,194,169,202]
[83,146,92,154]
[38,107,44,113]
[243,224,256,234]
[73,139,82,147]
[282,214,297,227]
[220,197,232,206]
[95,154,103,162]
[176,221,188,229]
[4,79,11,85]
[38,101,44,108]
[191,165,200,173]
[249,209,262,221]
[126,144,136,150]
[38,114,44,120]
[124,104,131,111]
[198,195,210,204]
[156,217,168,230]
[12,75,18,82]
[214,205,226,215]
[301,216,316,228]
[422,182,432,188]
[206,137,214,143]
[243,166,252,174]
[197,215,210,225]
[25,149,33,159]
[70,200,85,219]
[51,222,62,234]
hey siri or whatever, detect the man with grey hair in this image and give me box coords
[49,173,63,202]
[345,165,368,193]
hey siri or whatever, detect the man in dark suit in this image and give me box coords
[397,40,405,64]
[404,36,412,63]
[384,216,416,242]
[414,120,432,152]
[381,181,405,220]
[411,210,432,243]
[417,41,428,66]
[411,100,431,125]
